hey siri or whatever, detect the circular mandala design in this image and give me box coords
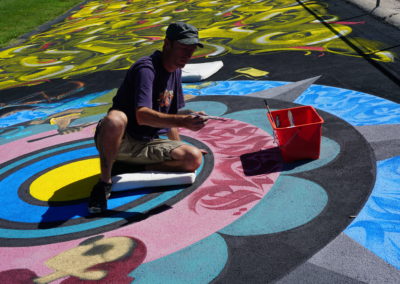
[0,115,280,247]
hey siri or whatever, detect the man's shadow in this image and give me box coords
[38,152,313,229]
[38,161,179,229]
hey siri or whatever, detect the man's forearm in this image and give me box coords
[136,107,185,128]
[136,106,207,132]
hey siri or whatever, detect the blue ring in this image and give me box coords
[0,139,204,239]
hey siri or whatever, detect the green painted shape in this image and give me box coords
[219,176,328,236]
[82,88,116,117]
[131,233,228,284]
[223,108,273,133]
[282,136,340,174]
[183,101,228,117]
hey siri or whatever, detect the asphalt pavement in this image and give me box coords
[344,0,400,28]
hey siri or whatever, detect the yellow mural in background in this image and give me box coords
[0,0,395,90]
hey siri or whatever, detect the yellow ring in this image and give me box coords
[30,158,100,202]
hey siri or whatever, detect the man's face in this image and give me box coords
[165,40,197,69]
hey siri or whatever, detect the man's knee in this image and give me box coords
[173,145,202,172]
[102,110,128,135]
[95,111,127,152]
[184,149,202,172]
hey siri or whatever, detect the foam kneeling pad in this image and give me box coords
[182,61,224,82]
[111,171,196,192]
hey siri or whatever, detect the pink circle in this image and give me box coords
[0,118,281,275]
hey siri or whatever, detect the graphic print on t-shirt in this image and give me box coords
[159,90,174,108]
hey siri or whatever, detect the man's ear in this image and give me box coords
[164,38,173,50]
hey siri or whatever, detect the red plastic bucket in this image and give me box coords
[267,105,324,162]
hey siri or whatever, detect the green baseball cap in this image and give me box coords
[166,22,204,48]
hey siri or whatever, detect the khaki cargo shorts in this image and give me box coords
[95,120,185,165]
[116,133,185,164]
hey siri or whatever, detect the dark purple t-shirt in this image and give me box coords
[110,50,185,141]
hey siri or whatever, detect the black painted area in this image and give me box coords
[193,49,400,103]
[186,96,375,283]
[0,70,124,106]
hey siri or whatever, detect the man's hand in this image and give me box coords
[188,111,227,121]
[136,107,208,131]
[182,114,208,131]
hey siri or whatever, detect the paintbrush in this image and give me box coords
[189,113,227,121]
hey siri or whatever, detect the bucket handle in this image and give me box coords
[264,100,279,144]
[264,100,300,148]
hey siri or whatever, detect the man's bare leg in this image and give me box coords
[145,144,203,172]
[89,110,127,214]
[97,110,128,183]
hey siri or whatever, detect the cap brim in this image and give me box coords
[177,38,204,48]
